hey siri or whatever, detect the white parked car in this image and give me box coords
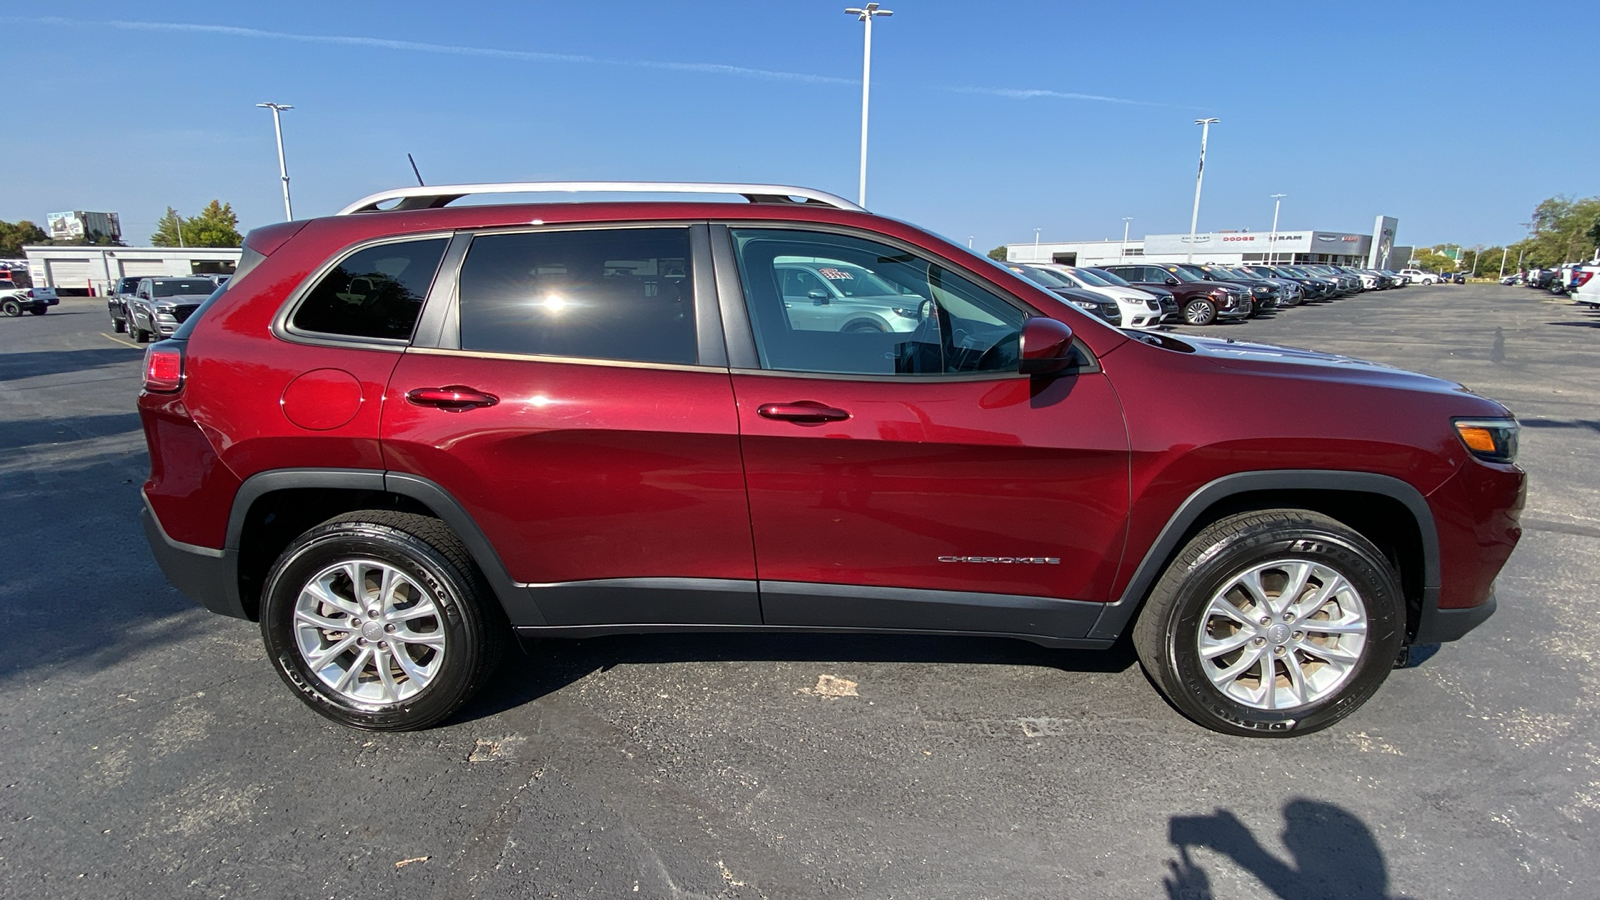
[1398,268,1438,285]
[1033,264,1166,328]
[1570,264,1599,308]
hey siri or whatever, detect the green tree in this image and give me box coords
[151,200,243,248]
[1521,195,1600,267]
[0,219,50,256]
[1412,246,1458,273]
[987,245,1009,261]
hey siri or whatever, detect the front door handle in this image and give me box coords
[757,401,850,423]
[406,386,499,411]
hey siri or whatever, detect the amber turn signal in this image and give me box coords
[1453,418,1518,464]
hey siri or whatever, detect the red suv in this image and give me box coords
[138,182,1524,737]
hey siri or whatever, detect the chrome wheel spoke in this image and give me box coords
[1200,630,1256,660]
[1283,651,1311,706]
[374,647,402,702]
[396,600,440,622]
[397,628,445,651]
[1204,597,1258,630]
[1299,640,1361,668]
[334,646,372,692]
[391,644,427,683]
[294,608,348,630]
[307,633,358,670]
[305,578,359,616]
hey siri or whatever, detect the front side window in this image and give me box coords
[292,238,447,340]
[731,228,1028,376]
[457,228,694,365]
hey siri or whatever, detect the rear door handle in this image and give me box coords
[757,402,850,423]
[406,386,499,411]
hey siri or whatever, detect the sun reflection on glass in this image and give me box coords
[541,293,567,313]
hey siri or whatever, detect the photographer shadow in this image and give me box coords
[1166,800,1407,900]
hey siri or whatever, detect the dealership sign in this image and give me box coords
[1144,230,1367,255]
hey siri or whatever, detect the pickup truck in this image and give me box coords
[1,286,58,317]
[1570,264,1598,308]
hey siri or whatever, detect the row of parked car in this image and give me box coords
[1510,265,1595,296]
[1002,260,1423,328]
[106,274,231,341]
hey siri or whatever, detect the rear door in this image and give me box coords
[381,224,759,627]
[717,225,1130,638]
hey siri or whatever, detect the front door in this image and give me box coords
[721,227,1130,637]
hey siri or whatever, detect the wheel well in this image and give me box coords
[1158,489,1427,640]
[235,489,437,621]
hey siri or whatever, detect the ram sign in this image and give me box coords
[1143,231,1370,256]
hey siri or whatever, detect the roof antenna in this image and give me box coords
[407,153,425,186]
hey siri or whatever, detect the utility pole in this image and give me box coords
[256,103,295,221]
[1498,246,1509,280]
[1121,217,1132,261]
[845,3,893,208]
[1188,118,1220,263]
[1268,194,1286,265]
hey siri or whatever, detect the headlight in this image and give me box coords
[1068,299,1096,310]
[891,306,919,318]
[1453,418,1518,464]
[155,302,177,313]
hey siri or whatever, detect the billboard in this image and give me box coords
[1142,231,1364,256]
[46,211,122,243]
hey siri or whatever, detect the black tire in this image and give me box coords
[1131,509,1403,737]
[113,315,126,332]
[1182,298,1217,326]
[1,299,20,317]
[129,318,148,342]
[260,510,507,731]
[843,320,888,333]
[28,307,46,316]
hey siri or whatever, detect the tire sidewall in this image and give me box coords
[260,524,478,730]
[1161,527,1402,737]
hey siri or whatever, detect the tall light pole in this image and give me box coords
[1187,117,1219,263]
[256,102,295,221]
[1034,227,1041,260]
[1268,193,1286,265]
[1498,246,1509,280]
[1121,217,1132,261]
[844,3,892,208]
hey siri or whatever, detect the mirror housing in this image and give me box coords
[1164,276,1180,286]
[808,289,829,303]
[1019,317,1075,375]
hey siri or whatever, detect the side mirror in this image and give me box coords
[1164,277,1180,286]
[808,289,829,303]
[1019,317,1075,376]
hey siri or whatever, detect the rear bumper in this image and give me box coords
[1413,586,1496,644]
[141,503,245,618]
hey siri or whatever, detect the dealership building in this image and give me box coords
[23,245,242,296]
[1008,215,1408,270]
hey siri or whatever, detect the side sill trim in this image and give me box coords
[514,623,1113,651]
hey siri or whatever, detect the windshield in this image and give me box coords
[1084,267,1132,286]
[152,279,217,297]
[1166,266,1205,283]
[1063,266,1112,287]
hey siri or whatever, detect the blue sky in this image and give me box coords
[3,1,1591,252]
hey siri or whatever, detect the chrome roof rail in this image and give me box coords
[336,181,864,215]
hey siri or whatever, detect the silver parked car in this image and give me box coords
[775,258,925,333]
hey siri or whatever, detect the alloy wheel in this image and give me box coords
[292,559,447,705]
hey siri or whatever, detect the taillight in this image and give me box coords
[1575,271,1595,288]
[143,343,185,393]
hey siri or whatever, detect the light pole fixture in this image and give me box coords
[1121,217,1132,260]
[1268,193,1286,265]
[1187,118,1219,263]
[844,3,892,208]
[256,102,295,221]
[1034,227,1041,258]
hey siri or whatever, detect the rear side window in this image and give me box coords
[291,238,448,341]
[457,228,695,365]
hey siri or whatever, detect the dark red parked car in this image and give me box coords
[139,182,1524,737]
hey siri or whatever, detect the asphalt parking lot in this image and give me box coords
[2,285,1597,899]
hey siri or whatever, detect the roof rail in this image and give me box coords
[336,181,864,216]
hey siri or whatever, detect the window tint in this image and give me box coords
[457,228,694,365]
[292,238,447,341]
[731,229,1027,376]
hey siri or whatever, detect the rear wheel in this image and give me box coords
[260,511,507,731]
[1131,509,1403,737]
[1182,298,1217,326]
[1,300,20,317]
[28,307,46,316]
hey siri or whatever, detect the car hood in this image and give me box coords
[152,293,212,304]
[1177,333,1502,403]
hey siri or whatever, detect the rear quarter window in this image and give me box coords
[290,238,448,341]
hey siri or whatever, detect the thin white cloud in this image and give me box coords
[12,16,856,86]
[948,86,1169,107]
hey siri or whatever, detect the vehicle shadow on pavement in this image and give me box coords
[1164,800,1408,900]
[0,346,143,383]
[0,411,141,452]
[456,631,1139,724]
[1520,417,1600,435]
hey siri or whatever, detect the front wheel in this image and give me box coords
[1131,509,1403,737]
[1182,298,1217,326]
[260,511,506,731]
[1,300,20,317]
